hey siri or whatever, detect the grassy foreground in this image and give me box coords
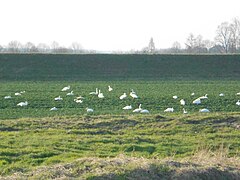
[0,113,239,178]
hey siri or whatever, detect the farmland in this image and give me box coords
[0,54,240,178]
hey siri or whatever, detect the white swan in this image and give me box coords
[133,104,142,113]
[164,107,174,112]
[89,88,98,95]
[108,85,113,92]
[74,99,83,103]
[17,101,28,107]
[54,96,63,101]
[140,109,150,113]
[236,100,240,106]
[120,93,127,100]
[173,95,178,99]
[180,99,186,106]
[199,108,210,113]
[130,92,138,99]
[123,105,132,110]
[61,85,70,92]
[193,98,201,105]
[219,93,224,97]
[98,90,104,98]
[199,94,208,99]
[15,92,22,96]
[4,96,12,99]
[50,107,58,111]
[66,91,74,96]
[183,108,188,114]
[86,107,94,113]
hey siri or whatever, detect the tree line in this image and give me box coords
[0,17,239,54]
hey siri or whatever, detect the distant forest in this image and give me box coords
[0,17,240,54]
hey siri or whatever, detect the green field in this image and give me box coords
[0,54,240,81]
[0,54,240,178]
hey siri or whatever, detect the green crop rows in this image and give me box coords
[1,81,240,119]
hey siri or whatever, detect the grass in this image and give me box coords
[0,54,240,81]
[0,54,240,178]
[1,80,240,119]
[0,113,239,178]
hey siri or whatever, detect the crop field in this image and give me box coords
[0,54,240,178]
[1,81,240,119]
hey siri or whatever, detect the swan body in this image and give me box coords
[236,100,240,106]
[4,96,12,99]
[50,107,58,111]
[180,99,186,106]
[108,86,113,92]
[17,101,28,107]
[199,108,210,113]
[133,104,142,113]
[15,92,22,96]
[54,96,63,101]
[120,93,127,100]
[173,95,178,99]
[86,108,94,113]
[66,91,74,96]
[199,94,208,99]
[164,107,174,112]
[130,92,138,99]
[123,105,132,110]
[89,88,98,95]
[98,90,104,98]
[219,93,224,97]
[74,99,83,103]
[61,85,70,92]
[140,109,149,113]
[183,108,188,114]
[193,98,201,105]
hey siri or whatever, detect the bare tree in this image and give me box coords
[185,33,196,53]
[70,42,83,53]
[148,37,155,53]
[229,17,240,53]
[37,43,50,53]
[215,22,233,53]
[51,41,60,53]
[171,41,181,53]
[24,42,38,53]
[7,40,22,53]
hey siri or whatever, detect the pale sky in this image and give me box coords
[0,0,239,51]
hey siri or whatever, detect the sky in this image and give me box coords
[0,0,239,51]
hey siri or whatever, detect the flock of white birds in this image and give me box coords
[3,85,240,114]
